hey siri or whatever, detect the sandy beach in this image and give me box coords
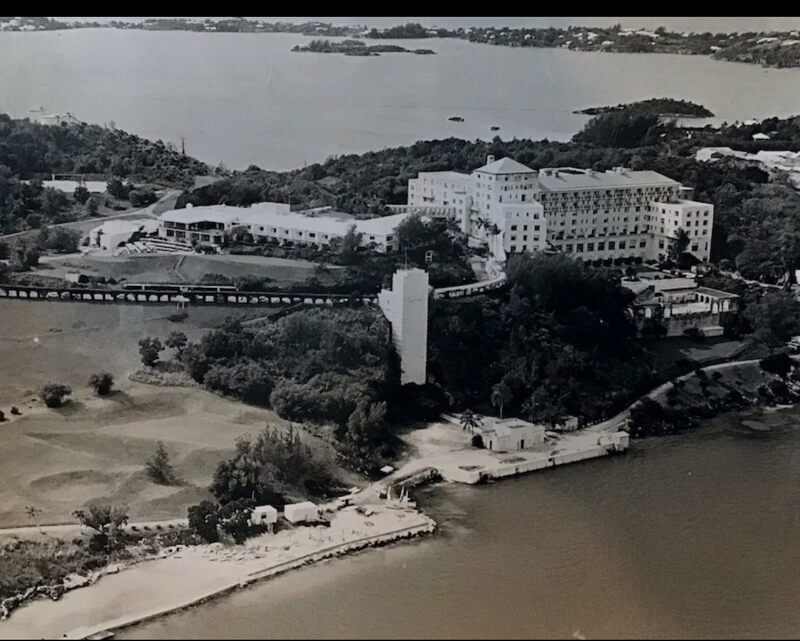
[0,502,435,640]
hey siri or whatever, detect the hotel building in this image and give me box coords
[407,156,713,263]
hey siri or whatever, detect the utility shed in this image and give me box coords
[283,501,318,524]
[250,505,278,527]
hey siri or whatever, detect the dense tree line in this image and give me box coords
[164,309,400,474]
[0,114,208,233]
[428,252,653,424]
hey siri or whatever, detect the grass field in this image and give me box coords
[39,253,341,288]
[0,300,357,528]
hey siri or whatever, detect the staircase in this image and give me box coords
[115,237,194,256]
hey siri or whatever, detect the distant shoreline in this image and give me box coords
[4,17,800,69]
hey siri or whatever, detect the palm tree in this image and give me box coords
[491,381,513,419]
[669,227,690,263]
[459,409,481,433]
[25,505,45,535]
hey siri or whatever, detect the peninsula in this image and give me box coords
[574,98,714,118]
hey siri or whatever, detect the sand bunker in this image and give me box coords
[30,470,118,502]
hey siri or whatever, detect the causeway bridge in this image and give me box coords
[0,284,378,307]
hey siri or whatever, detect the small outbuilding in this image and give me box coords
[752,132,770,141]
[283,501,318,524]
[249,505,278,527]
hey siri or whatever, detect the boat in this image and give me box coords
[490,125,501,131]
[448,116,464,122]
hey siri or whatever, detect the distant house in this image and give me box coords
[622,269,739,337]
[469,417,545,452]
[752,132,771,141]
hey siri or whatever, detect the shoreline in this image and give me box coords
[0,504,436,640]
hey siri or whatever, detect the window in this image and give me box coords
[597,242,605,250]
[510,225,517,231]
[640,240,646,248]
[587,243,594,251]
[608,241,616,250]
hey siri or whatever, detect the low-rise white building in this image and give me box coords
[283,501,318,524]
[623,269,739,337]
[468,417,546,452]
[87,219,159,253]
[158,204,409,253]
[250,505,278,527]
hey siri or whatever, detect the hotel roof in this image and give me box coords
[537,168,680,191]
[475,157,536,175]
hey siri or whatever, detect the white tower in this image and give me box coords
[378,268,429,385]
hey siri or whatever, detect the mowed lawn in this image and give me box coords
[42,253,342,288]
[0,301,352,528]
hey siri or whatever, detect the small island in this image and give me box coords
[574,98,714,118]
[291,39,436,57]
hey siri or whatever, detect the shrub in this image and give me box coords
[188,500,220,543]
[138,337,164,367]
[10,406,20,415]
[40,382,72,408]
[759,352,793,378]
[145,441,179,485]
[88,371,114,396]
[711,371,723,380]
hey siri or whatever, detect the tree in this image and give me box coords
[217,498,257,544]
[25,505,45,535]
[106,177,130,200]
[73,185,90,204]
[145,441,179,485]
[490,381,513,419]
[40,382,72,408]
[669,228,690,262]
[87,196,99,216]
[459,409,481,432]
[187,500,220,543]
[42,227,80,253]
[73,503,129,550]
[88,371,114,396]
[165,331,188,354]
[138,336,164,366]
[745,290,800,349]
[337,224,363,265]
